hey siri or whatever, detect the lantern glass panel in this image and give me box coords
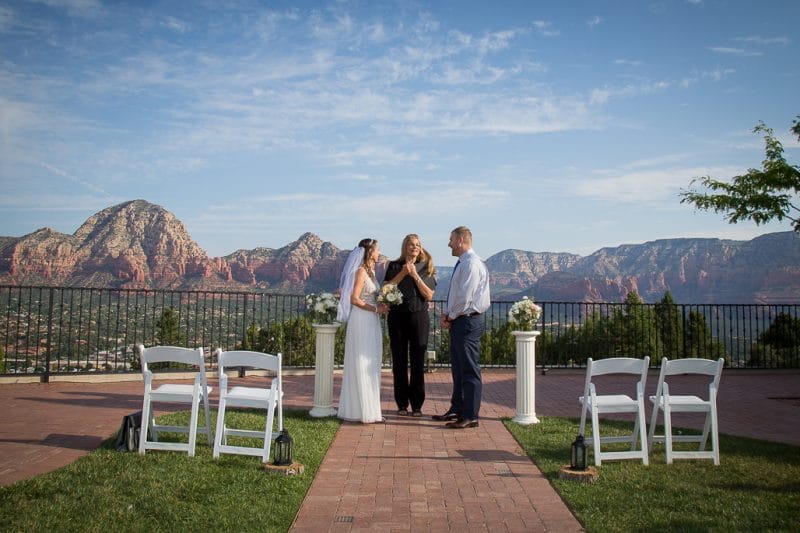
[274,429,293,466]
[571,434,587,471]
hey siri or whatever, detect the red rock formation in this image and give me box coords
[1,200,798,303]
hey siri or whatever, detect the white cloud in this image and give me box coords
[587,16,603,28]
[614,58,642,67]
[532,20,559,38]
[736,35,789,46]
[328,145,421,166]
[162,16,190,33]
[32,0,103,18]
[572,165,743,204]
[0,5,13,31]
[708,46,762,57]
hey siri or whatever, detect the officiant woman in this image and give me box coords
[384,234,437,417]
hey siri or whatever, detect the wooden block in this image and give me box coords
[557,465,599,483]
[263,462,305,476]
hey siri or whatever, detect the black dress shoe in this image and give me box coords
[446,419,479,429]
[431,411,459,421]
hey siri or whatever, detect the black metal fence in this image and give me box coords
[1,285,798,380]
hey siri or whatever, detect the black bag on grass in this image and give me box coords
[115,411,142,452]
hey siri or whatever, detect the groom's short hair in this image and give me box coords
[451,226,473,246]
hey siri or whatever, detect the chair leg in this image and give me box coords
[213,396,227,459]
[647,401,659,449]
[631,413,640,451]
[637,399,649,465]
[663,403,673,465]
[188,388,200,457]
[203,394,213,446]
[591,407,602,466]
[579,401,588,436]
[710,402,720,466]
[699,412,712,451]
[139,396,152,455]
[262,405,276,464]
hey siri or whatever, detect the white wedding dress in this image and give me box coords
[338,270,383,423]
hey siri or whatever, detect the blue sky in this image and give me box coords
[1,0,798,265]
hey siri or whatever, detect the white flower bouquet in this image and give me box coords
[507,296,542,331]
[305,291,340,324]
[378,283,404,306]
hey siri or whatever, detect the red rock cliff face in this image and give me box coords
[0,228,86,284]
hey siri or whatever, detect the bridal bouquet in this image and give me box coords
[507,296,542,331]
[378,283,403,306]
[305,291,339,324]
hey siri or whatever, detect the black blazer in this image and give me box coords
[384,260,436,313]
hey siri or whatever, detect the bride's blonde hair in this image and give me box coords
[397,234,436,277]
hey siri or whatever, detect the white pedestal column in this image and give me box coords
[512,330,541,425]
[309,323,339,418]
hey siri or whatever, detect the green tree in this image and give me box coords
[680,116,800,232]
[617,292,659,360]
[749,312,800,368]
[480,322,515,365]
[684,311,726,359]
[0,344,5,373]
[156,307,185,346]
[655,292,683,360]
[759,312,800,349]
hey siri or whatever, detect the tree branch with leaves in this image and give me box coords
[680,116,800,232]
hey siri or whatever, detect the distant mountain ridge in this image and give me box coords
[1,199,798,303]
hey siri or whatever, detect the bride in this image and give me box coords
[336,238,389,423]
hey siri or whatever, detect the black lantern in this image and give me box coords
[571,434,588,471]
[274,429,293,466]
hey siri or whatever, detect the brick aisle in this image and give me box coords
[290,371,581,532]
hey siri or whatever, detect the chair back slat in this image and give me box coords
[218,350,280,373]
[583,356,650,400]
[664,358,723,377]
[138,345,205,372]
[588,357,649,377]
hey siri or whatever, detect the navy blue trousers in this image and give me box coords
[448,314,484,420]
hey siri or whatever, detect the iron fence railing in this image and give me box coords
[1,285,798,380]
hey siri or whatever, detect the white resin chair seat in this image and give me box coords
[579,356,650,466]
[213,350,283,464]
[138,345,212,457]
[226,386,271,405]
[648,357,724,465]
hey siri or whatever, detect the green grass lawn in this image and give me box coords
[0,410,340,533]
[505,417,800,532]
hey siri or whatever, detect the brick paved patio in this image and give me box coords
[1,368,798,531]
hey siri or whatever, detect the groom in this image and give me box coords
[434,226,491,429]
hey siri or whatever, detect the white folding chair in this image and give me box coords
[138,345,213,457]
[579,356,650,466]
[647,357,725,465]
[213,350,283,464]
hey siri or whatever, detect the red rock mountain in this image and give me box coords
[0,200,348,292]
[1,200,799,303]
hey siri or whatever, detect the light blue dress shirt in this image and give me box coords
[445,249,491,320]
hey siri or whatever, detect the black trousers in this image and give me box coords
[387,309,429,411]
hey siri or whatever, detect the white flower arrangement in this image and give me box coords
[378,283,404,306]
[305,291,339,324]
[507,296,542,331]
